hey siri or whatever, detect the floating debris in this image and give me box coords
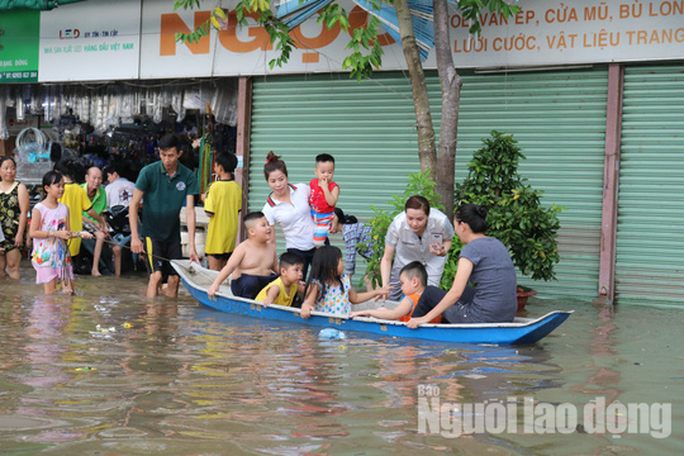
[318,328,347,340]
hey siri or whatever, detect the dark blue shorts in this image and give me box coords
[231,273,279,300]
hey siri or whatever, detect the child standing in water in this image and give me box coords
[29,171,93,295]
[309,154,339,247]
[300,246,388,318]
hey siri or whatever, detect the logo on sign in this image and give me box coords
[59,29,81,40]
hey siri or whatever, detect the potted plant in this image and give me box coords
[448,130,563,309]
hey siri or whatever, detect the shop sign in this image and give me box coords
[38,0,141,82]
[4,0,683,83]
[0,10,40,83]
[140,0,684,78]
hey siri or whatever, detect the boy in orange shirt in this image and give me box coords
[350,261,442,323]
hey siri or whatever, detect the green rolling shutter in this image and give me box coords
[616,64,684,307]
[249,68,608,298]
[453,69,608,299]
[248,73,422,219]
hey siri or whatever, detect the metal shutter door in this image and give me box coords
[249,68,608,299]
[454,68,609,299]
[616,64,684,307]
[249,72,422,218]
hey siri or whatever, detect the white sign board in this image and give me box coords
[139,0,407,78]
[30,0,684,82]
[38,0,141,82]
[444,0,684,68]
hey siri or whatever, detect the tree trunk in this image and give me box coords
[394,0,436,175]
[433,0,462,219]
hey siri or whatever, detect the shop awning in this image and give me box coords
[274,0,436,61]
[273,0,335,28]
[0,0,88,11]
[353,0,434,61]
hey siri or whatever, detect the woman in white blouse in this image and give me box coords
[380,195,455,301]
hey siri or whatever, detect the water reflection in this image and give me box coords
[0,267,682,454]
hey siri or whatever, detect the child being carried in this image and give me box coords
[309,153,339,247]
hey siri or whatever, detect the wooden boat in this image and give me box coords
[172,260,572,345]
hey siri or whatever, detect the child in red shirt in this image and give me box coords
[309,153,340,247]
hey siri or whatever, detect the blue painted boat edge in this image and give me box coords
[178,272,573,345]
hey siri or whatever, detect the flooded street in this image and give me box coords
[1,265,682,455]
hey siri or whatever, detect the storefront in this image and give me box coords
[1,0,683,305]
[246,67,610,300]
[1,79,239,185]
[614,63,684,306]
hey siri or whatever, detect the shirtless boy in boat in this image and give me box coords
[207,211,278,300]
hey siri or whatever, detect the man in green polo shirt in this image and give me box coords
[130,134,200,298]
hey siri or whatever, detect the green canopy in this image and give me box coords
[0,0,88,10]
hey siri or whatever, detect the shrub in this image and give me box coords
[360,170,444,287]
[451,130,563,284]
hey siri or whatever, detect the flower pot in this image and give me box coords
[517,286,537,311]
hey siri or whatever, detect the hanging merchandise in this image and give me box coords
[197,134,214,195]
[211,79,238,127]
[15,92,25,121]
[15,127,52,183]
[0,94,8,141]
[171,90,186,123]
[3,81,239,136]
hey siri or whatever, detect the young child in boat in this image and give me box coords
[300,245,388,319]
[29,171,94,295]
[254,252,305,307]
[207,211,278,300]
[350,261,442,323]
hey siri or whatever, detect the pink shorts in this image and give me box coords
[34,266,74,284]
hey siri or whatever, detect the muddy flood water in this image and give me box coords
[1,264,682,455]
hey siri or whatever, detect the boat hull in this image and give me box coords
[173,260,572,345]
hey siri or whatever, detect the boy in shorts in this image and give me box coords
[255,252,305,307]
[207,211,279,300]
[204,152,241,271]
